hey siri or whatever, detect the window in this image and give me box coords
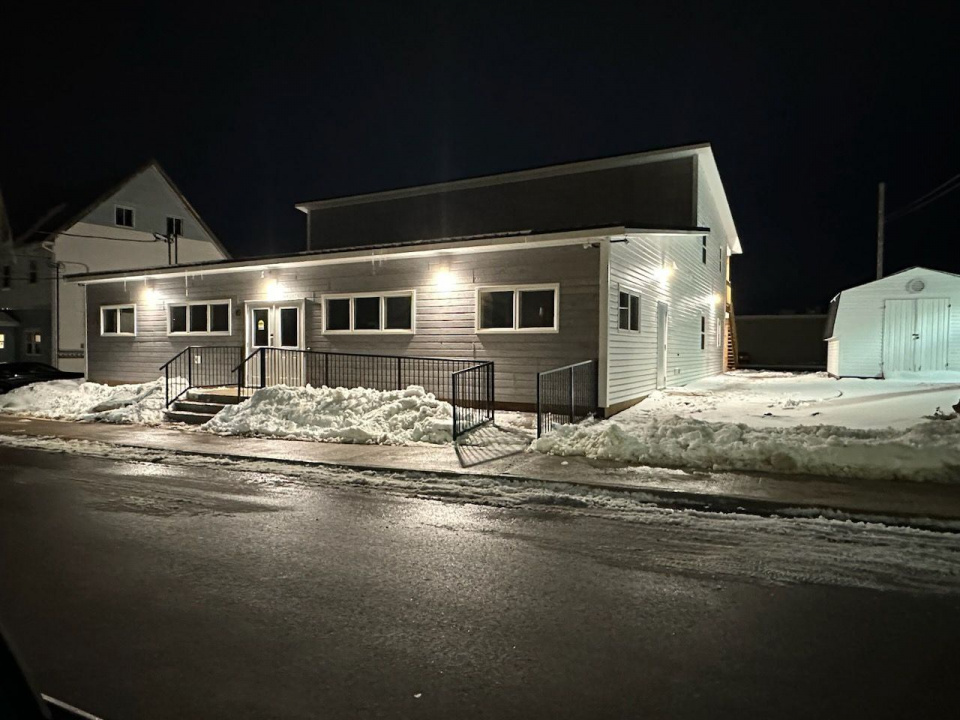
[167,300,231,335]
[719,247,724,273]
[477,285,558,332]
[29,261,37,284]
[716,317,724,349]
[700,315,706,350]
[279,307,299,347]
[166,217,184,237]
[101,305,136,336]
[701,236,708,264]
[325,298,350,331]
[25,331,41,356]
[115,206,135,228]
[618,289,640,332]
[2,265,9,289]
[0,332,5,349]
[323,292,415,333]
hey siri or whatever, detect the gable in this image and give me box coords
[75,165,217,247]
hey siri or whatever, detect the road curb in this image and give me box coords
[53,436,960,533]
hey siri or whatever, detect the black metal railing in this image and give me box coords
[233,347,485,399]
[160,346,245,407]
[451,362,495,440]
[536,359,598,438]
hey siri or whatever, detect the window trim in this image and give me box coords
[617,285,642,334]
[474,283,560,334]
[166,299,233,336]
[114,204,135,228]
[700,315,707,350]
[100,304,137,337]
[24,329,42,356]
[321,290,417,335]
[701,236,708,264]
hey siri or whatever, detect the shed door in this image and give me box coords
[882,298,950,375]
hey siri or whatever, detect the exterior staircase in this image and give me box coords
[164,390,243,425]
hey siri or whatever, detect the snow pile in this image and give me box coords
[203,384,455,445]
[0,378,183,425]
[532,414,960,483]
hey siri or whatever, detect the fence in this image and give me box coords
[160,346,245,407]
[451,362,495,440]
[232,348,495,439]
[536,359,598,438]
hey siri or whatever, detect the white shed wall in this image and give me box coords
[831,268,960,377]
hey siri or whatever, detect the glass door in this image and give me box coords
[246,302,304,389]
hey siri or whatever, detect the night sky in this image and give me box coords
[2,2,957,314]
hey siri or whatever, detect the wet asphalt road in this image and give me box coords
[1,446,960,720]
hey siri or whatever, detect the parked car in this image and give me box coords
[0,362,84,394]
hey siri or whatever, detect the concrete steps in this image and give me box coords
[164,391,244,425]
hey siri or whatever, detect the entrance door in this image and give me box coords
[245,302,305,387]
[882,298,950,375]
[656,302,669,389]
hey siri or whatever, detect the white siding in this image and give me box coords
[826,339,840,376]
[832,268,960,378]
[604,234,725,407]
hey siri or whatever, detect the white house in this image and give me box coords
[825,267,960,378]
[1,161,229,370]
[69,143,742,423]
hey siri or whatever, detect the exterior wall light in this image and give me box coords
[434,270,456,292]
[266,279,282,301]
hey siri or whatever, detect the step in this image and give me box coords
[164,410,218,426]
[173,401,231,415]
[186,392,244,405]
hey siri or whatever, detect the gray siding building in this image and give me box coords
[71,143,742,415]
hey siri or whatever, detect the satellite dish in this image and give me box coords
[906,278,925,293]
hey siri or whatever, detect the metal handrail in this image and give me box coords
[536,359,598,438]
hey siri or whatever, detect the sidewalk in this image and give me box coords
[3,415,960,526]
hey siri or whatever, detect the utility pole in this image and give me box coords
[876,181,886,280]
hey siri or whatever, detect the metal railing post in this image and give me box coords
[451,373,458,440]
[259,348,266,389]
[569,366,575,424]
[165,366,170,407]
[536,371,542,438]
[397,356,402,390]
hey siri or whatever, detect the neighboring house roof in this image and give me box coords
[65,223,707,284]
[12,160,230,258]
[0,311,20,327]
[295,142,741,254]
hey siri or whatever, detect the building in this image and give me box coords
[69,143,741,417]
[737,314,828,371]
[0,161,229,370]
[825,267,960,378]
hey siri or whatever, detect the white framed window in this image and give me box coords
[701,236,708,264]
[166,217,184,236]
[0,332,5,349]
[617,287,641,332]
[167,299,232,335]
[716,317,724,349]
[114,205,135,228]
[475,284,559,333]
[322,291,415,334]
[100,304,137,336]
[24,330,42,356]
[700,315,706,350]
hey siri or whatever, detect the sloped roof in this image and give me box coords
[12,160,229,258]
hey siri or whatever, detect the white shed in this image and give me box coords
[825,267,960,379]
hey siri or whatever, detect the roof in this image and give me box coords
[0,311,20,327]
[65,223,708,284]
[295,142,741,254]
[12,160,230,258]
[838,266,960,295]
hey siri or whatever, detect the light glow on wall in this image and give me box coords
[266,279,283,301]
[141,284,160,305]
[655,261,677,282]
[434,270,456,293]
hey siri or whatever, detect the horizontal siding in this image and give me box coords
[85,245,600,405]
[833,269,960,377]
[602,159,727,408]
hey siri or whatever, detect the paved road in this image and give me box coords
[1,446,959,719]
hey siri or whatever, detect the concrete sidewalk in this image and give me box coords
[2,415,960,525]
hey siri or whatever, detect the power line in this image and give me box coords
[885,173,960,223]
[21,229,166,243]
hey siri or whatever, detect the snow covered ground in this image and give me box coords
[0,378,535,447]
[533,371,960,483]
[0,378,183,425]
